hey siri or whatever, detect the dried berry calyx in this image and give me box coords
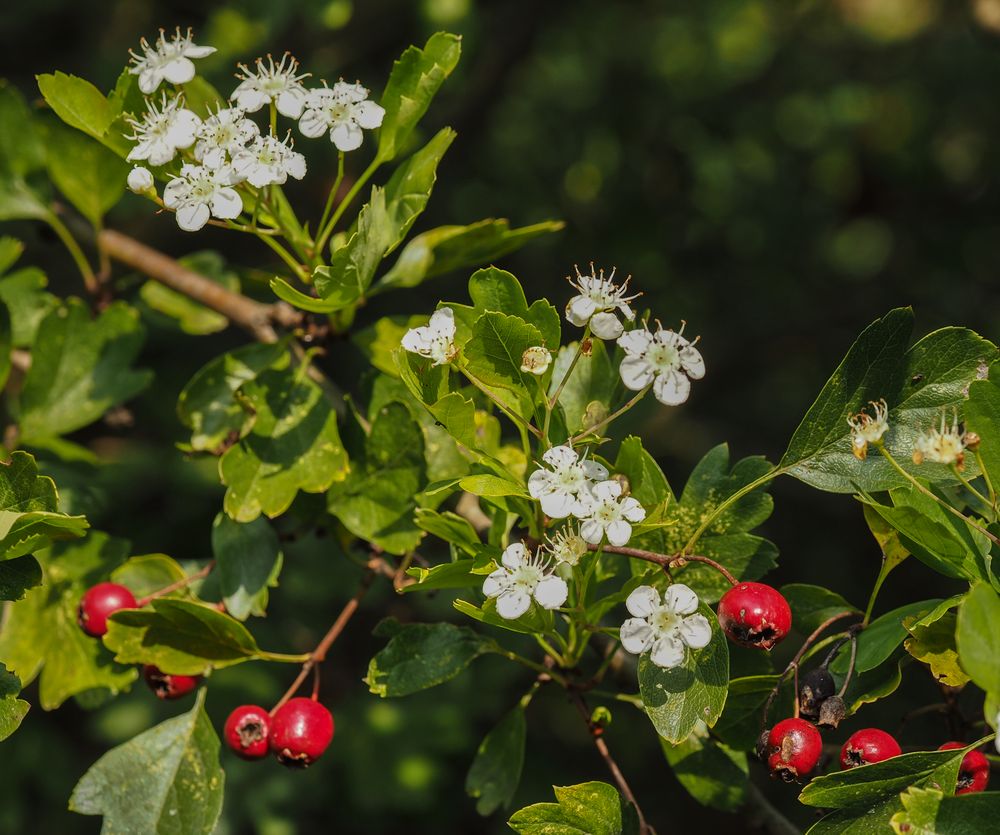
[717,582,792,650]
[817,694,847,729]
[765,717,823,782]
[798,668,836,721]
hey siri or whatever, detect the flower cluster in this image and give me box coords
[847,401,972,470]
[123,29,384,231]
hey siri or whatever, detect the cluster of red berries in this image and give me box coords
[78,582,335,767]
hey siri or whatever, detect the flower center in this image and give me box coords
[650,607,680,635]
[326,102,351,122]
[593,500,620,523]
[554,464,586,492]
[647,343,680,371]
[428,336,454,363]
[510,564,543,590]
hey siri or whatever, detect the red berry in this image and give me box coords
[766,718,823,782]
[938,742,990,794]
[269,697,334,768]
[840,728,902,769]
[142,665,200,700]
[77,583,137,637]
[717,582,792,650]
[224,705,271,760]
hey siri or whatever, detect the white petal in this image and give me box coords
[580,460,609,481]
[542,445,578,469]
[167,111,200,148]
[211,188,243,220]
[617,328,652,356]
[276,88,307,119]
[620,617,654,654]
[200,146,227,169]
[527,468,553,499]
[680,613,712,650]
[496,589,531,620]
[625,585,660,618]
[354,100,385,129]
[605,520,632,547]
[126,139,152,162]
[183,44,216,58]
[138,68,161,95]
[285,152,307,180]
[566,295,597,326]
[680,345,705,380]
[650,635,686,669]
[234,88,268,113]
[533,576,568,610]
[298,109,330,139]
[619,356,655,391]
[482,568,507,598]
[621,497,647,523]
[579,519,605,545]
[540,490,576,520]
[401,327,431,354]
[146,141,177,167]
[653,369,692,406]
[664,584,699,616]
[162,179,187,208]
[501,543,527,569]
[591,312,624,340]
[161,56,196,85]
[428,307,456,339]
[176,202,210,232]
[330,121,363,151]
[593,480,622,500]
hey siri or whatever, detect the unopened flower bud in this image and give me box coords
[582,400,609,430]
[965,432,981,452]
[611,473,631,496]
[520,346,552,375]
[127,165,155,194]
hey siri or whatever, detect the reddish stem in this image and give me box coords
[594,544,738,586]
[136,560,215,607]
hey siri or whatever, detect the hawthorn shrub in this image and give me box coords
[1,26,999,834]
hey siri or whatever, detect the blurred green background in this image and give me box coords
[2,0,1000,831]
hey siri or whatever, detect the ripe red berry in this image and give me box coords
[269,697,334,768]
[77,583,138,637]
[224,705,271,760]
[840,728,902,769]
[717,582,792,650]
[142,665,200,700]
[766,718,823,782]
[938,742,990,794]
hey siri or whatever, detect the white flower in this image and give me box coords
[547,527,588,567]
[128,27,216,95]
[231,134,307,188]
[482,543,568,620]
[127,166,154,194]
[577,480,646,547]
[847,399,889,460]
[401,308,457,365]
[913,410,968,468]
[520,346,552,375]
[232,53,310,118]
[617,321,705,406]
[163,164,243,232]
[565,264,639,340]
[124,93,201,167]
[193,106,259,169]
[298,81,385,152]
[620,584,712,669]
[527,445,609,519]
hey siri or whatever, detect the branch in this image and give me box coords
[570,691,655,835]
[594,544,738,586]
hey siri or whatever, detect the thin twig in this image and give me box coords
[570,691,655,835]
[136,561,215,607]
[593,544,737,586]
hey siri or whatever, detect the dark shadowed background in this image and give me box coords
[2,0,999,831]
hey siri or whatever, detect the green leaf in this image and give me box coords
[0,175,53,223]
[0,663,29,742]
[463,311,545,418]
[551,339,617,434]
[956,583,1000,695]
[382,127,455,253]
[69,689,224,834]
[714,675,790,751]
[177,341,289,453]
[365,618,496,697]
[458,473,528,498]
[638,602,729,743]
[139,251,240,335]
[781,583,860,635]
[905,610,969,687]
[327,401,424,554]
[461,266,561,347]
[377,32,462,162]
[0,532,137,709]
[661,721,748,811]
[43,123,127,227]
[111,554,188,599]
[103,598,263,675]
[781,310,998,492]
[220,365,348,522]
[376,219,564,291]
[508,781,630,835]
[0,82,44,177]
[415,508,481,555]
[0,253,59,347]
[799,743,971,809]
[832,599,941,675]
[965,371,1000,497]
[211,512,282,620]
[465,705,526,815]
[312,187,395,308]
[891,786,1000,834]
[16,299,152,441]
[36,72,113,139]
[405,558,489,592]
[0,554,42,601]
